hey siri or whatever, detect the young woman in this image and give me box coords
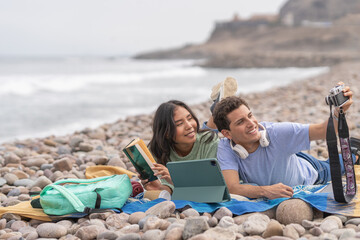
[143,100,219,193]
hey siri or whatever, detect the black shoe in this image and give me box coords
[350,137,360,164]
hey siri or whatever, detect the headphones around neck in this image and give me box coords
[230,123,270,159]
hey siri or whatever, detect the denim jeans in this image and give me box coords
[296,152,357,185]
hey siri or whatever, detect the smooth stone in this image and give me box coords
[301,219,315,229]
[288,223,306,236]
[207,217,218,228]
[2,213,21,221]
[4,152,21,164]
[213,207,233,220]
[182,217,210,240]
[97,230,119,240]
[25,157,48,167]
[36,222,67,238]
[56,220,73,229]
[262,219,283,238]
[276,199,313,225]
[0,219,7,229]
[204,226,236,240]
[334,214,348,223]
[14,179,34,187]
[233,213,256,225]
[243,213,270,235]
[330,228,356,238]
[345,218,360,225]
[0,178,6,186]
[7,188,21,196]
[118,224,140,234]
[142,229,165,240]
[143,216,162,231]
[283,225,299,239]
[57,145,72,155]
[69,137,84,149]
[266,237,293,240]
[4,173,19,185]
[187,233,214,240]
[317,233,337,240]
[182,208,200,218]
[87,219,106,228]
[320,216,343,233]
[44,139,57,147]
[105,213,130,229]
[89,211,113,220]
[78,143,94,152]
[23,231,39,240]
[138,215,153,230]
[41,163,54,170]
[53,157,73,171]
[116,233,141,240]
[165,226,183,240]
[75,225,102,240]
[309,227,323,236]
[107,157,127,168]
[0,232,22,239]
[18,225,36,235]
[11,170,29,179]
[6,198,21,206]
[218,216,235,228]
[145,201,176,219]
[10,220,27,231]
[128,212,146,224]
[30,176,52,189]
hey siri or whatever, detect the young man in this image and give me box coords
[213,83,360,199]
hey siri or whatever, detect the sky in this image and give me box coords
[0,0,287,57]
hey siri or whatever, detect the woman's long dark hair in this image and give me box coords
[149,100,215,165]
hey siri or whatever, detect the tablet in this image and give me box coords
[167,158,231,202]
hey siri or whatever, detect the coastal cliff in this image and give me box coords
[135,0,360,68]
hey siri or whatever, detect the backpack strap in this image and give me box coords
[41,184,86,213]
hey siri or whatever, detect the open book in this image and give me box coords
[123,138,160,182]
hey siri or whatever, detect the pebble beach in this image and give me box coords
[0,61,360,239]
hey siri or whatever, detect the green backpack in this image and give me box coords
[40,174,132,216]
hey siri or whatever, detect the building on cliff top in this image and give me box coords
[279,0,360,27]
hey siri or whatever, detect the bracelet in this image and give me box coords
[332,108,339,121]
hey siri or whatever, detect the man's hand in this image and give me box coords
[259,183,294,199]
[334,81,353,114]
[309,82,353,141]
[223,170,293,199]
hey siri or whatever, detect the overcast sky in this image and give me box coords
[0,0,287,57]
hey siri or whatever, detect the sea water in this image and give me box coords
[0,57,328,143]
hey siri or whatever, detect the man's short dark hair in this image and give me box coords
[213,96,250,132]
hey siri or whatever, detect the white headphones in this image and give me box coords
[230,123,270,159]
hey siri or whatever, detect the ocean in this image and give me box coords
[0,57,328,144]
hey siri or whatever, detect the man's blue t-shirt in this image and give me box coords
[217,122,318,187]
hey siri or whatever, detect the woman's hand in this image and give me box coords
[152,163,173,185]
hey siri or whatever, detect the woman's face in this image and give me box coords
[173,106,197,145]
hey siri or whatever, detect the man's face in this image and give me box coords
[221,105,261,151]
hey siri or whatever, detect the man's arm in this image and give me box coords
[309,84,353,141]
[222,170,293,199]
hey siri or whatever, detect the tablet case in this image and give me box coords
[167,158,231,203]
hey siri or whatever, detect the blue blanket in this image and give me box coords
[122,184,360,217]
